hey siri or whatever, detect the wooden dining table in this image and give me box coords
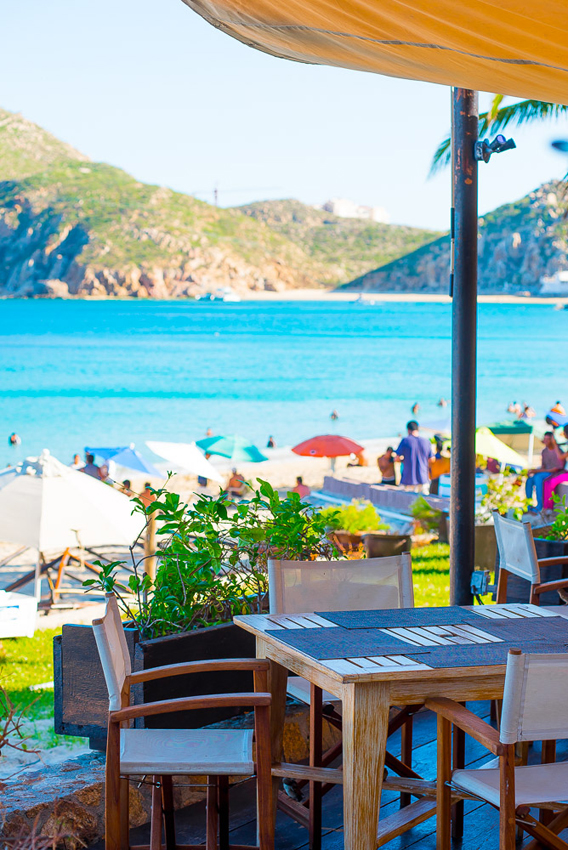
[234,602,568,850]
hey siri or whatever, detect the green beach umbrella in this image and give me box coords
[474,428,525,468]
[195,434,267,464]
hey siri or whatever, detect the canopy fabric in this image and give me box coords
[195,434,267,463]
[0,450,145,552]
[86,445,162,477]
[474,427,525,467]
[292,434,364,458]
[146,441,223,483]
[182,0,568,104]
[485,420,536,435]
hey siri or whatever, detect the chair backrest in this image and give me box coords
[493,512,540,584]
[268,554,414,615]
[92,592,132,711]
[500,649,568,744]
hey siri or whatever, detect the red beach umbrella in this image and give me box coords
[292,435,364,458]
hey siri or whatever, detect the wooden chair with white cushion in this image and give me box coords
[92,593,273,850]
[493,512,568,604]
[268,554,418,847]
[428,648,568,850]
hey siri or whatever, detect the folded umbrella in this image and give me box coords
[195,434,267,464]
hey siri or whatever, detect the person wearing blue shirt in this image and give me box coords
[395,420,433,493]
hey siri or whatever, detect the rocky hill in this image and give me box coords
[343,183,568,294]
[0,109,440,298]
[238,199,440,284]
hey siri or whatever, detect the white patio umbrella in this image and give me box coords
[0,450,145,597]
[146,441,223,484]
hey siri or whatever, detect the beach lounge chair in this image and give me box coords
[93,593,274,850]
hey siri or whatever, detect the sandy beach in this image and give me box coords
[243,288,568,306]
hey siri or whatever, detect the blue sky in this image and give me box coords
[3,0,568,231]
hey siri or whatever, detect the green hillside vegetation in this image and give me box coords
[238,199,441,284]
[343,183,568,293]
[0,108,445,297]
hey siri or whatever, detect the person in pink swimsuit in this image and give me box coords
[543,424,568,509]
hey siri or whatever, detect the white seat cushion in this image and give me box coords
[287,675,340,707]
[120,728,254,775]
[452,761,568,808]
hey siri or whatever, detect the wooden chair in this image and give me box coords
[268,554,419,847]
[428,648,568,850]
[493,512,568,604]
[92,593,273,850]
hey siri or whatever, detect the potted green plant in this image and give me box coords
[54,480,339,742]
[318,500,408,557]
[533,494,568,559]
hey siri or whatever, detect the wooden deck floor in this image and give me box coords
[89,701,568,849]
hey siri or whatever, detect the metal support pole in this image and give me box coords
[450,88,478,606]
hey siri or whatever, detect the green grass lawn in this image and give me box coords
[0,627,82,751]
[0,544,488,751]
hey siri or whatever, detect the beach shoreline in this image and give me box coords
[242,289,568,305]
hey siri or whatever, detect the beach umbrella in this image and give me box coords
[474,428,525,468]
[292,435,364,458]
[195,434,267,463]
[0,450,145,597]
[146,441,223,483]
[86,444,161,477]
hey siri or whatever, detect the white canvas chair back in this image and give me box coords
[500,650,568,744]
[92,592,132,711]
[268,554,414,615]
[493,512,540,584]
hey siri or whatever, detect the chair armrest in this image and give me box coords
[532,578,568,594]
[128,658,269,685]
[110,691,271,723]
[425,697,504,755]
[538,556,568,568]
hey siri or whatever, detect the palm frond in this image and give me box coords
[429,135,451,175]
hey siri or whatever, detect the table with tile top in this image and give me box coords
[235,603,568,850]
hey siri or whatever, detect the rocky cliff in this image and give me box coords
[0,109,439,298]
[343,183,568,294]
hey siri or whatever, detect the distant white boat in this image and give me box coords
[355,293,382,305]
[196,287,241,302]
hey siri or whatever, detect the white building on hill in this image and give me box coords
[320,198,390,224]
[540,270,568,295]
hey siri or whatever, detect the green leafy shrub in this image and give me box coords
[320,500,389,535]
[85,479,339,638]
[478,474,529,522]
[543,494,568,540]
[410,496,442,532]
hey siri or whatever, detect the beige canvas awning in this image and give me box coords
[182,0,568,104]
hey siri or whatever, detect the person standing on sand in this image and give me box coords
[81,453,102,480]
[292,476,311,498]
[377,447,396,485]
[140,482,156,507]
[69,454,84,470]
[395,421,432,493]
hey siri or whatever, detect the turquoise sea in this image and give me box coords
[0,299,565,468]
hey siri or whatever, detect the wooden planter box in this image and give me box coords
[331,530,412,558]
[54,621,255,748]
